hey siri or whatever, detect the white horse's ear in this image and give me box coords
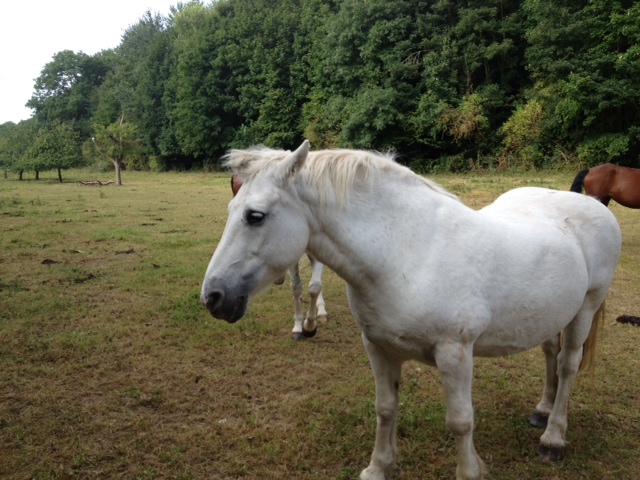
[278,140,310,183]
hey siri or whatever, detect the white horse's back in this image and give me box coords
[483,187,620,287]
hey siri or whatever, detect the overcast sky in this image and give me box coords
[0,0,179,124]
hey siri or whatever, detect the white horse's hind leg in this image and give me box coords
[435,342,485,480]
[360,335,401,480]
[303,255,326,337]
[312,258,327,322]
[538,301,601,460]
[529,335,561,428]
[289,263,306,341]
[316,289,327,322]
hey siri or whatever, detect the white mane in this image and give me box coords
[223,146,459,206]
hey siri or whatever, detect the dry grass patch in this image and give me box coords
[1,169,640,479]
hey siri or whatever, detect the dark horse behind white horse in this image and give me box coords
[202,141,621,480]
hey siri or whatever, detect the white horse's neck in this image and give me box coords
[300,170,471,292]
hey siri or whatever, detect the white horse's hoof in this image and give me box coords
[291,328,316,340]
[538,444,565,461]
[359,466,387,480]
[302,327,317,338]
[291,331,306,341]
[360,462,398,480]
[529,411,548,429]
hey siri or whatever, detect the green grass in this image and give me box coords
[1,168,640,479]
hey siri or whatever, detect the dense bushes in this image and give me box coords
[1,0,639,174]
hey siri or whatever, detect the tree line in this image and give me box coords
[1,0,639,181]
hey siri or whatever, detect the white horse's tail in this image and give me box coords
[579,301,606,373]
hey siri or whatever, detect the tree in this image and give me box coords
[305,0,422,149]
[23,0,639,171]
[27,50,112,140]
[304,0,526,159]
[23,122,84,182]
[0,119,38,180]
[0,122,16,178]
[523,0,640,165]
[169,2,242,159]
[105,10,179,161]
[498,99,546,168]
[92,114,142,185]
[410,0,526,164]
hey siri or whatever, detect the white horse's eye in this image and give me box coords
[245,210,266,226]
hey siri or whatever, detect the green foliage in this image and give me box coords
[115,11,179,158]
[0,119,38,177]
[27,50,111,140]
[4,0,639,171]
[93,119,141,162]
[577,133,631,165]
[169,2,232,158]
[303,93,348,149]
[439,93,489,144]
[305,0,425,149]
[499,99,545,169]
[0,122,17,172]
[92,116,144,184]
[339,87,405,149]
[23,122,84,180]
[524,0,640,163]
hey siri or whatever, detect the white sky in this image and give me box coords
[0,0,179,124]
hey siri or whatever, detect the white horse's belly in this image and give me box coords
[349,275,585,363]
[472,327,556,357]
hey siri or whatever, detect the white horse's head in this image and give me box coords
[201,140,311,322]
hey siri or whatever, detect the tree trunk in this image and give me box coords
[93,137,124,186]
[58,168,63,183]
[35,170,40,180]
[18,170,23,180]
[112,159,123,186]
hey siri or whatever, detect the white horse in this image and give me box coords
[202,141,621,480]
[231,174,327,340]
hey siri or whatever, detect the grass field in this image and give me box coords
[2,168,640,480]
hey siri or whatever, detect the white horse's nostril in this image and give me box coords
[204,290,224,315]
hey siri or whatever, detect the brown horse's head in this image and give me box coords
[231,174,243,197]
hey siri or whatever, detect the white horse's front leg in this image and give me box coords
[360,335,402,480]
[435,342,485,480]
[529,335,561,428]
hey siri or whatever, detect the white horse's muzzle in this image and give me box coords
[201,283,249,323]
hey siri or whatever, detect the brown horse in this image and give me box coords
[570,163,640,208]
[230,174,327,340]
[572,163,640,325]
